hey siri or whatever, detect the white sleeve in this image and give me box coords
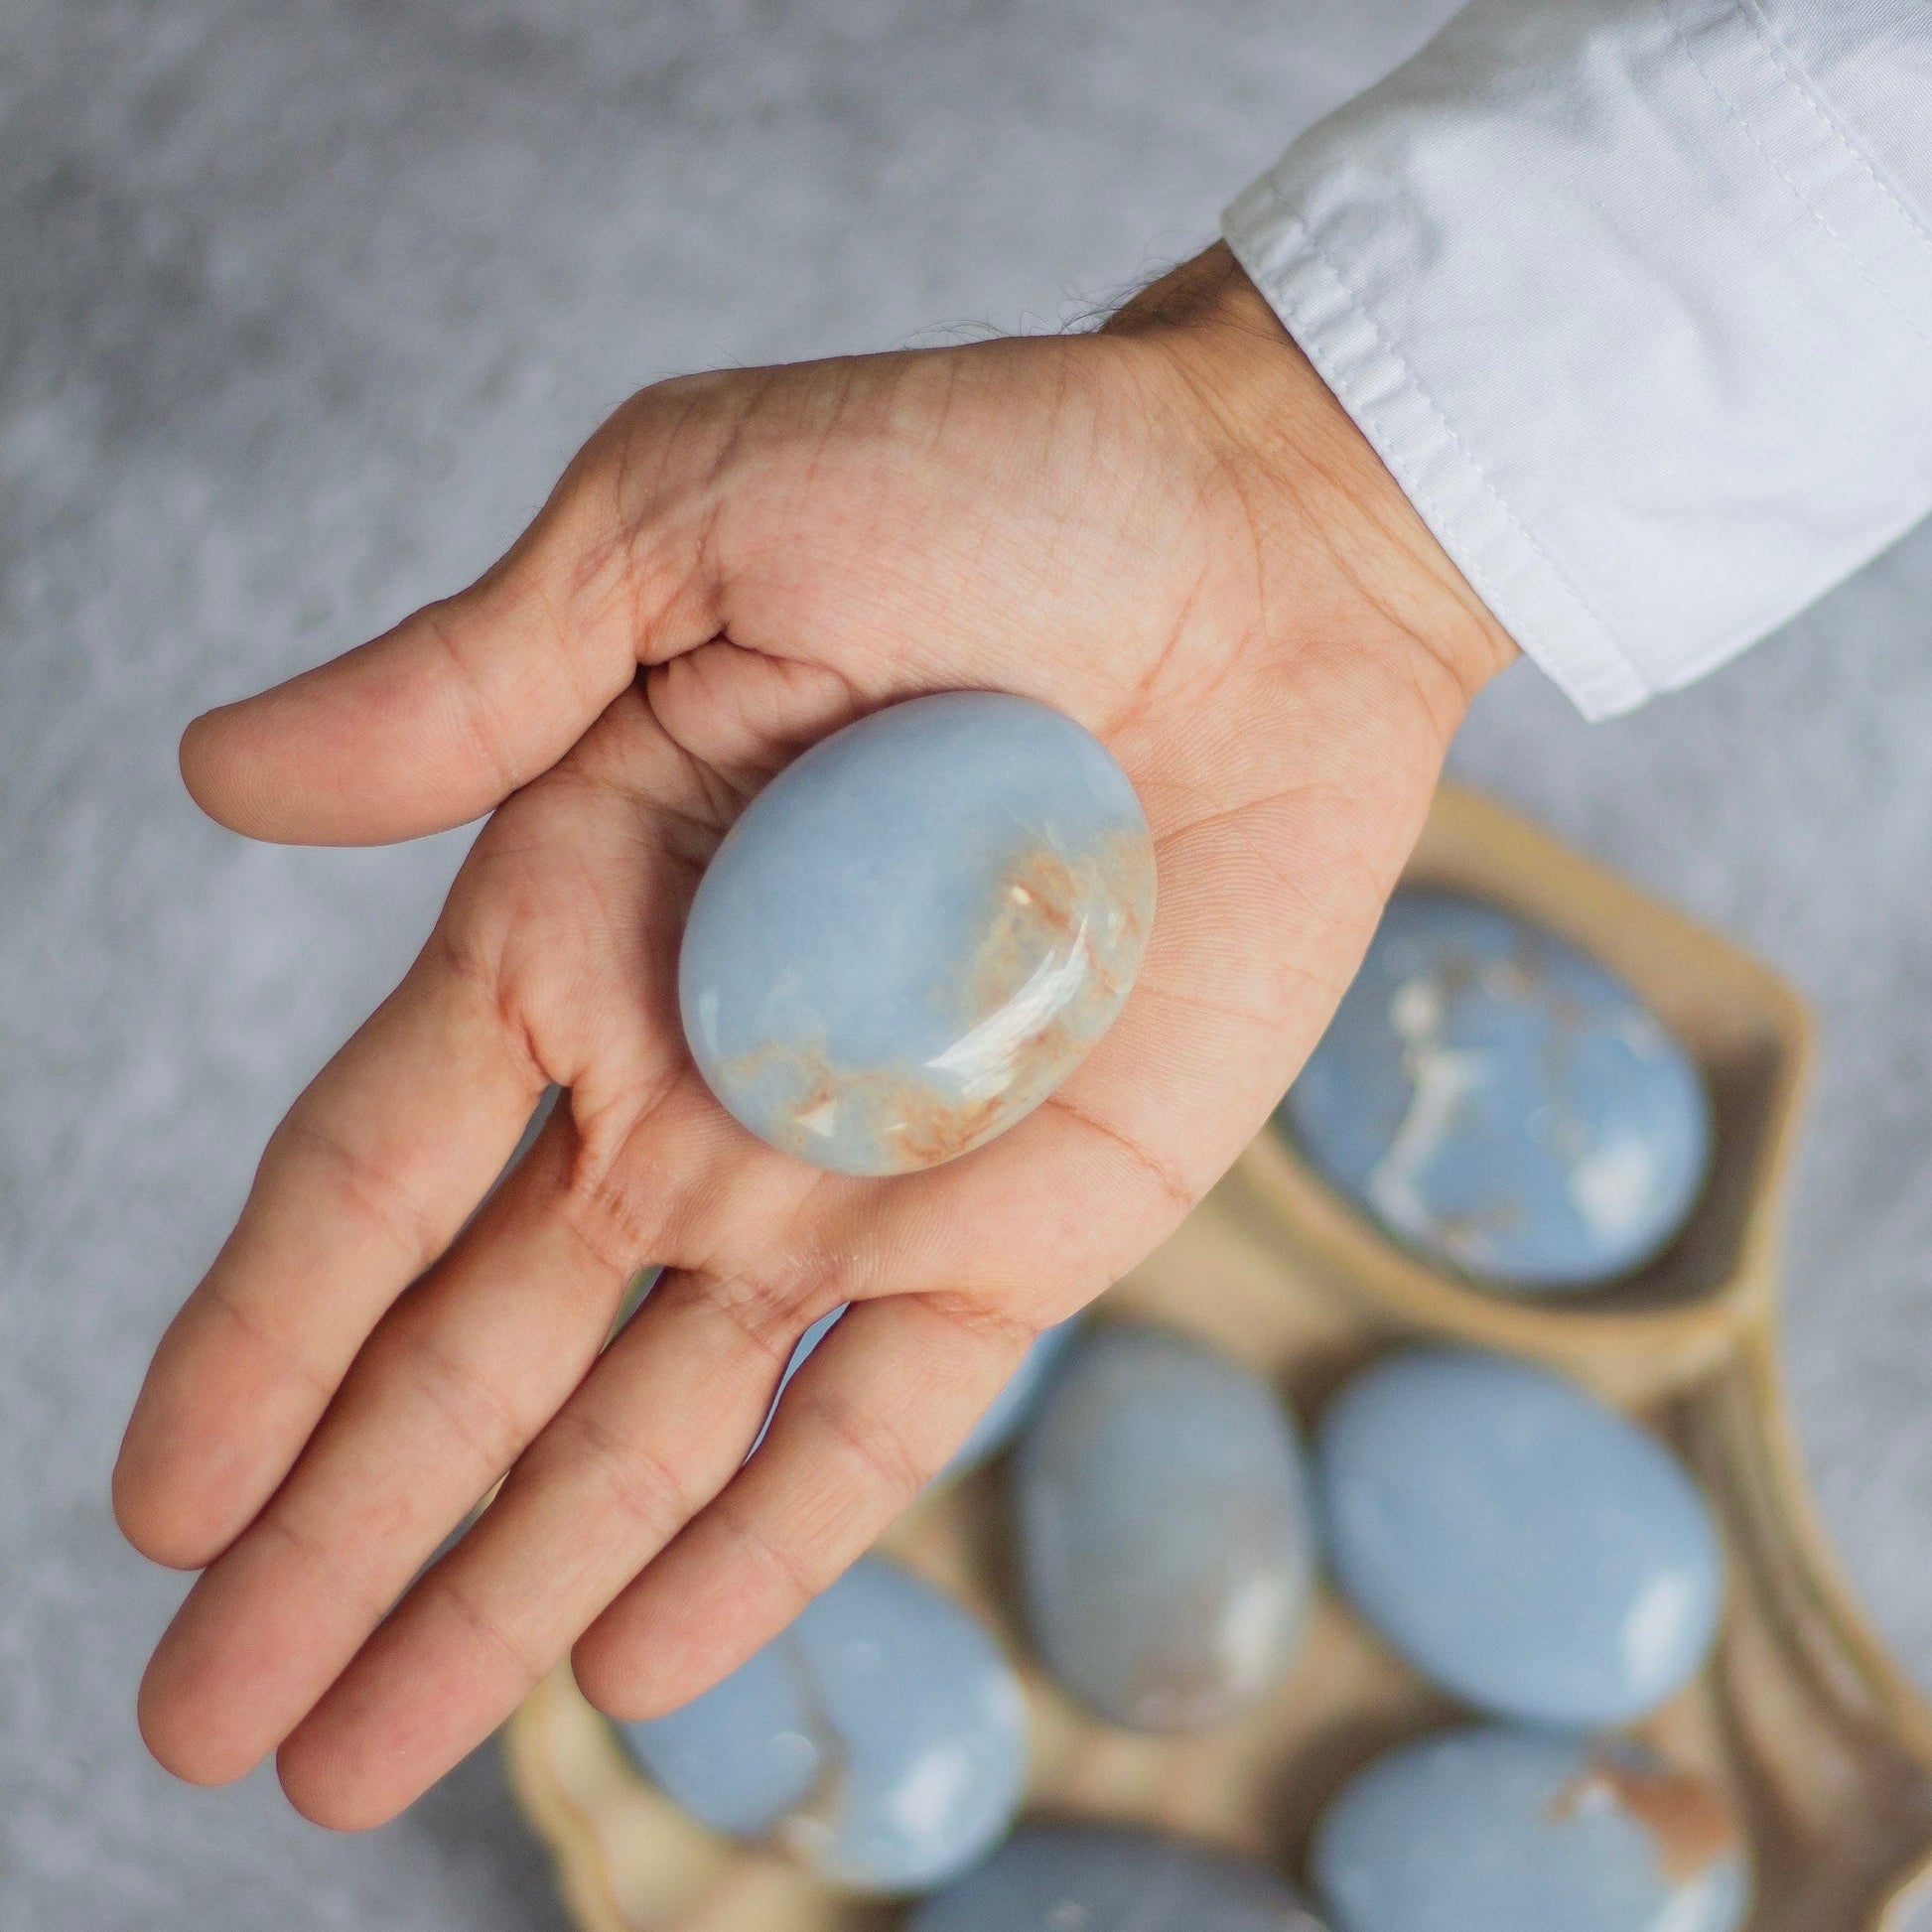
[1223,0,1932,720]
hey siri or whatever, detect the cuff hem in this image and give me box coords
[1223,179,1653,724]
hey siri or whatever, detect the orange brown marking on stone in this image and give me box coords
[1546,1754,1739,1884]
[882,1083,1013,1171]
[717,1036,1023,1173]
[961,841,1091,1023]
[716,821,1153,1173]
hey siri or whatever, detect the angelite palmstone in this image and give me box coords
[679,692,1155,1176]
[1283,890,1712,1292]
[1016,1323,1315,1731]
[614,1556,1027,1892]
[909,1826,1332,1932]
[762,1306,1081,1480]
[1317,1349,1724,1726]
[1312,1726,1748,1932]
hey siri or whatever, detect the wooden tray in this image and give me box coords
[503,785,1932,1932]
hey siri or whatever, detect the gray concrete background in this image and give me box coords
[6,3,1931,1926]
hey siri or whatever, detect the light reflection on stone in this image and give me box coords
[679,693,1155,1176]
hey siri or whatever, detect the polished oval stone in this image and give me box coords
[1016,1323,1315,1730]
[679,691,1155,1175]
[759,1306,1081,1479]
[615,1556,1028,1892]
[1312,1726,1748,1932]
[909,1826,1331,1932]
[1282,891,1712,1292]
[1316,1348,1723,1725]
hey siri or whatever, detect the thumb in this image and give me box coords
[180,435,722,846]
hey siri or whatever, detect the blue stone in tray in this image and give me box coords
[909,1826,1332,1931]
[1282,890,1712,1292]
[615,1556,1027,1892]
[1312,1725,1747,1932]
[679,692,1156,1175]
[1015,1323,1315,1731]
[1316,1348,1724,1726]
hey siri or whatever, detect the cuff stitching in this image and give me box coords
[1667,0,1932,348]
[1736,0,1932,253]
[1241,195,1647,708]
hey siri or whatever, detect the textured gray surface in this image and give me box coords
[5,3,1931,1927]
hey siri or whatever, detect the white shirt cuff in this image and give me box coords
[1224,0,1932,720]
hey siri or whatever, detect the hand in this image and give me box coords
[113,244,1515,1830]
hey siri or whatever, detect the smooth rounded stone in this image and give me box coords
[1312,1726,1748,1932]
[1317,1349,1724,1725]
[615,1557,1027,1892]
[1016,1323,1316,1731]
[1282,890,1712,1292]
[758,1306,1082,1478]
[908,1826,1331,1932]
[679,691,1155,1176]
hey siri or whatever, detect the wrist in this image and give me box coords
[1106,244,1519,726]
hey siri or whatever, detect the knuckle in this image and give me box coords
[418,601,525,800]
[275,1108,444,1273]
[550,1403,692,1545]
[202,1270,338,1407]
[801,1390,925,1504]
[557,1153,666,1286]
[918,1291,1037,1356]
[710,1494,822,1609]
[710,1237,876,1359]
[1044,1091,1194,1221]
[257,1511,394,1632]
[395,1330,528,1477]
[429,1569,548,1691]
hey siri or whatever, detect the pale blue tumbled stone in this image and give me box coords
[1317,1349,1724,1725]
[679,692,1156,1176]
[615,1556,1028,1893]
[909,1826,1331,1932]
[616,1634,820,1839]
[1313,1726,1748,1932]
[1016,1323,1316,1731]
[1283,891,1712,1292]
[759,1306,1081,1480]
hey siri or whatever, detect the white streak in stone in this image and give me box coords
[1215,1562,1299,1697]
[882,1740,979,1859]
[1620,1568,1699,1690]
[1569,1136,1661,1240]
[1367,972,1490,1249]
[1619,1011,1667,1059]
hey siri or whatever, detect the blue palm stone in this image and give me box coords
[1282,890,1712,1292]
[614,1557,1028,1893]
[1312,1726,1748,1932]
[1316,1348,1724,1726]
[679,692,1156,1176]
[909,1826,1331,1931]
[1015,1323,1316,1731]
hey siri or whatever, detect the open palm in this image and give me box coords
[114,246,1512,1829]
